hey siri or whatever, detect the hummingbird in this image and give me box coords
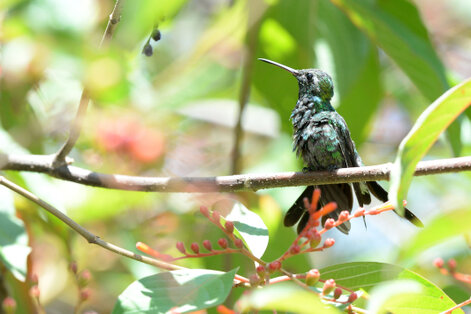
[259,58,423,234]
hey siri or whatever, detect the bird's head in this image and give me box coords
[258,58,334,102]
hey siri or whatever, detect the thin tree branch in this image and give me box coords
[230,1,265,174]
[0,175,181,271]
[1,153,471,192]
[53,0,125,166]
[100,0,125,47]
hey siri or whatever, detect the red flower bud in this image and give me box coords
[305,269,320,286]
[2,297,16,313]
[433,258,444,268]
[322,279,336,295]
[338,211,350,222]
[309,230,322,248]
[347,292,358,303]
[354,208,365,217]
[78,270,91,288]
[218,238,228,249]
[29,273,38,285]
[200,206,210,217]
[190,242,200,254]
[268,261,281,273]
[323,238,335,248]
[70,261,78,274]
[212,210,220,222]
[30,285,40,298]
[234,238,243,248]
[203,240,212,251]
[216,305,236,314]
[225,221,234,234]
[176,241,186,254]
[256,265,266,276]
[249,274,260,287]
[333,287,342,299]
[80,288,91,301]
[324,218,335,230]
[448,258,457,272]
[290,245,301,255]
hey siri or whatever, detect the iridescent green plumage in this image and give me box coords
[259,58,423,234]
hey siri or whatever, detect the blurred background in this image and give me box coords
[1,0,471,312]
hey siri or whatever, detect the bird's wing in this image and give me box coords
[331,114,371,206]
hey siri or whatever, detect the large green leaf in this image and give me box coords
[320,262,457,312]
[0,186,31,281]
[235,282,341,314]
[389,78,471,212]
[398,209,471,262]
[112,268,237,314]
[329,0,464,154]
[317,0,382,145]
[329,0,448,101]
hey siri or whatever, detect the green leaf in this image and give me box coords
[398,209,471,262]
[329,0,448,102]
[0,186,31,281]
[226,201,269,259]
[320,262,457,312]
[389,78,471,212]
[317,0,382,145]
[0,127,68,237]
[366,279,449,314]
[329,0,464,154]
[112,268,237,314]
[235,282,341,314]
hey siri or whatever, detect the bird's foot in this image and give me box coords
[302,166,315,173]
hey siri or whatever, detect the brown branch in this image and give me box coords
[0,175,181,271]
[230,2,265,174]
[53,0,125,166]
[1,153,471,192]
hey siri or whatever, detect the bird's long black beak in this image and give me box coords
[258,58,299,76]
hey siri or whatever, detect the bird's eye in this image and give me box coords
[306,72,313,82]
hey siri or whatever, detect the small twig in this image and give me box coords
[2,154,471,193]
[53,0,125,166]
[440,297,471,314]
[100,0,125,47]
[0,175,181,271]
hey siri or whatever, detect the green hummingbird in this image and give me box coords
[259,58,423,234]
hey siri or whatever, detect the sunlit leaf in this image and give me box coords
[398,209,471,261]
[389,78,471,212]
[320,262,453,299]
[112,268,237,314]
[225,201,269,259]
[0,186,31,281]
[366,279,447,314]
[235,282,341,314]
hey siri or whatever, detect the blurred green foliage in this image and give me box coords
[1,0,471,312]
